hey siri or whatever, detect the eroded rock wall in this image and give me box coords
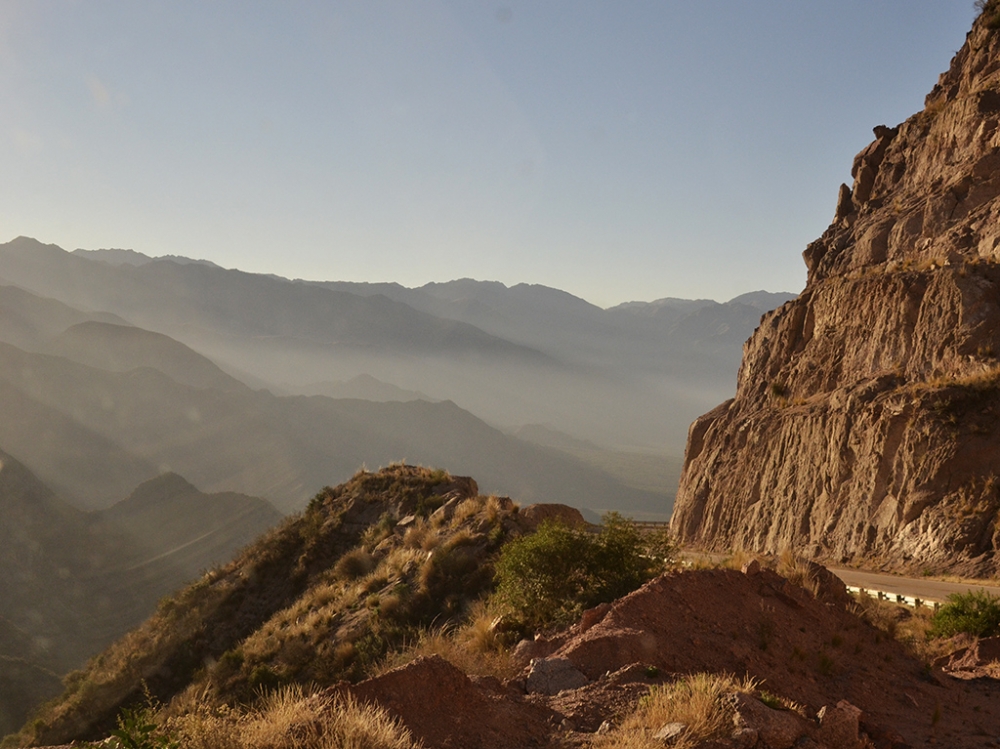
[672,14,1000,574]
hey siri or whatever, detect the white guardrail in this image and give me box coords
[846,585,941,610]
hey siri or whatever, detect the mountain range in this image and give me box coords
[0,236,793,515]
[1,237,794,452]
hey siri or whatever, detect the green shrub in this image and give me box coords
[86,706,179,749]
[929,590,1000,638]
[493,513,666,630]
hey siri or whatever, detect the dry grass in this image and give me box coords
[850,594,942,661]
[333,549,376,581]
[593,673,758,749]
[924,365,1000,391]
[717,549,751,571]
[169,685,422,749]
[775,549,821,598]
[402,519,440,551]
[378,601,515,681]
[451,497,485,525]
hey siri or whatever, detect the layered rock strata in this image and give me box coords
[672,12,1000,573]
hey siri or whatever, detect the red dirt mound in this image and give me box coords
[540,567,999,747]
[342,655,556,749]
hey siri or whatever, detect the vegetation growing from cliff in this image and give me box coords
[976,0,1000,30]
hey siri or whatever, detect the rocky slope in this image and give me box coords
[671,9,1000,575]
[12,465,507,745]
[16,465,1000,749]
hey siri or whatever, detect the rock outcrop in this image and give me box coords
[672,11,1000,574]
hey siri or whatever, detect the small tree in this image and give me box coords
[493,513,672,631]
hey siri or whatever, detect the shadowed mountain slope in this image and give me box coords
[0,454,280,737]
[95,473,283,581]
[297,373,432,402]
[0,284,128,353]
[46,321,246,392]
[0,339,670,515]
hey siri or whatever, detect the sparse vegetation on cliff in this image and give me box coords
[977,0,1000,29]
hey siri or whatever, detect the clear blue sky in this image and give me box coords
[0,1,978,306]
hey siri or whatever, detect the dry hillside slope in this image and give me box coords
[672,8,1000,576]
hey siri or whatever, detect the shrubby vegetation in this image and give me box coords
[493,512,674,630]
[929,590,1000,638]
[977,0,1000,30]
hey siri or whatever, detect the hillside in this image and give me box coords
[0,284,129,353]
[672,10,1000,575]
[0,455,280,736]
[95,473,283,582]
[13,466,505,745]
[297,373,432,402]
[46,321,246,392]
[13,465,1000,749]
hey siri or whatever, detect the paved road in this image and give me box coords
[827,566,1000,603]
[679,550,1000,603]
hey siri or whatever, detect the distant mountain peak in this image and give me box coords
[116,472,197,510]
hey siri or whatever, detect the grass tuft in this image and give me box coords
[594,673,759,749]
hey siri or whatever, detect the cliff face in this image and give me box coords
[671,12,1000,574]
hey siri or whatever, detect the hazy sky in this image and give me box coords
[0,1,979,306]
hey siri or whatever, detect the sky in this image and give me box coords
[0,1,981,307]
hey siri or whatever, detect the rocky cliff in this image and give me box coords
[671,9,1000,575]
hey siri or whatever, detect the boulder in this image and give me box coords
[519,503,588,530]
[525,656,589,695]
[817,700,864,749]
[653,722,687,743]
[729,693,810,749]
[938,635,1000,679]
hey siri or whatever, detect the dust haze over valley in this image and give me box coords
[0,235,793,518]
